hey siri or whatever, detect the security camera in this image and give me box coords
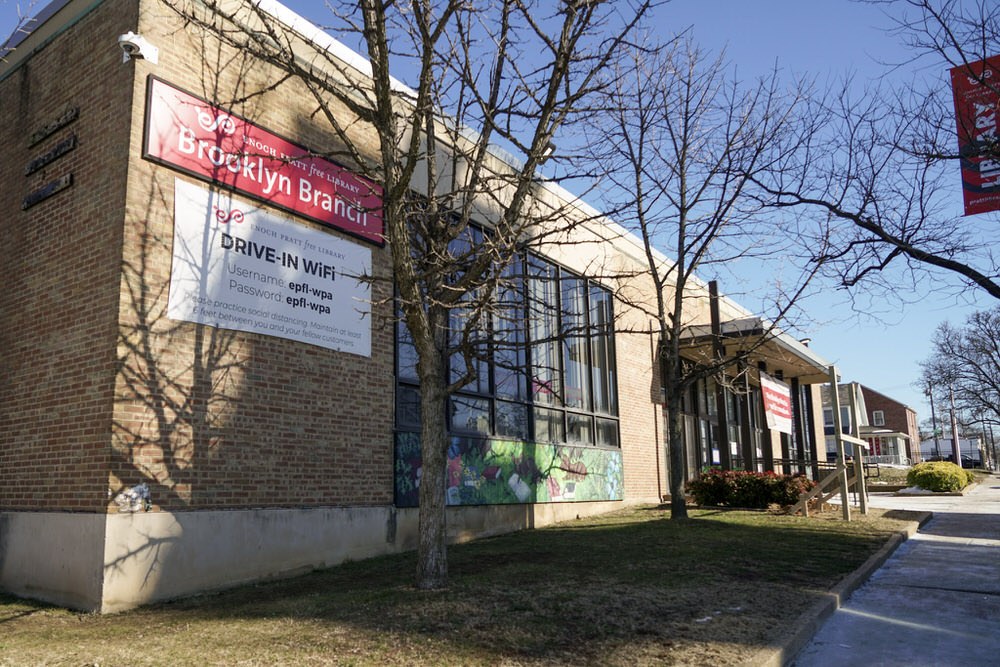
[118,32,158,65]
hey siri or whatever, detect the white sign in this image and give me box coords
[168,178,372,356]
[760,372,793,435]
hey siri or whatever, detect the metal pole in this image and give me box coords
[990,422,998,472]
[949,385,962,466]
[928,385,940,459]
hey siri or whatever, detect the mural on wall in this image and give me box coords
[394,434,624,507]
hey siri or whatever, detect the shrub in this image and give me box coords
[906,461,974,492]
[686,468,736,506]
[687,469,817,509]
[773,473,818,506]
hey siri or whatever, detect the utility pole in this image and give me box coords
[990,422,998,472]
[949,385,962,466]
[927,384,941,458]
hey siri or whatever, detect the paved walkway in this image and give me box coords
[792,474,1000,666]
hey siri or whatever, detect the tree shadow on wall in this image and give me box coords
[111,174,247,510]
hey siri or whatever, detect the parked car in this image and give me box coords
[926,455,981,468]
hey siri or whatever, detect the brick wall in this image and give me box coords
[0,0,138,511]
[862,385,920,460]
[101,1,396,511]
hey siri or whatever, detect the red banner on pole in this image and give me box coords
[143,76,384,245]
[950,55,1000,216]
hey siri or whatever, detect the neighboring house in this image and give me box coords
[0,0,834,612]
[820,383,920,466]
[859,385,921,465]
[820,382,869,460]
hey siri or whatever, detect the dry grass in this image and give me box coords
[0,505,921,666]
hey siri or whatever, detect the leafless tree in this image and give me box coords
[920,306,1000,429]
[164,0,651,588]
[0,0,42,61]
[756,0,1000,301]
[584,37,823,519]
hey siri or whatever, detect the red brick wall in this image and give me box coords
[0,0,138,511]
[862,385,920,458]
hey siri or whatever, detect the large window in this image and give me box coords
[395,250,619,448]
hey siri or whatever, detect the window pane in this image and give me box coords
[529,259,561,406]
[449,395,491,434]
[563,336,589,409]
[396,385,420,429]
[706,377,719,417]
[561,278,588,409]
[566,413,594,445]
[446,227,489,393]
[596,418,619,448]
[496,400,529,440]
[494,256,528,400]
[589,286,617,415]
[533,407,564,444]
[397,319,418,381]
[449,305,490,393]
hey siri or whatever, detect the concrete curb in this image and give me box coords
[745,510,933,667]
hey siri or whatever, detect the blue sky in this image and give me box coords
[3,0,994,423]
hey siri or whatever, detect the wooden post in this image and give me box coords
[847,383,868,515]
[828,366,850,521]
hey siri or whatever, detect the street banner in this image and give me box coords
[168,178,372,357]
[950,55,1000,216]
[760,372,793,435]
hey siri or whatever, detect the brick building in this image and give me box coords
[1,0,833,611]
[860,385,921,464]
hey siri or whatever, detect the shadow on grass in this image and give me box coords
[99,507,912,665]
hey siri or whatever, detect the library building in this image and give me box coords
[0,0,834,611]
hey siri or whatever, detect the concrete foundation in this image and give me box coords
[2,498,643,612]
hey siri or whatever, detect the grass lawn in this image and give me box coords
[0,505,921,666]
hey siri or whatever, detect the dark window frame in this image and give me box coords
[394,239,620,450]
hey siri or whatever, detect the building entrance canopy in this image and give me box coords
[679,316,832,384]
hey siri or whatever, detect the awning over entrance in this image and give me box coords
[679,316,832,384]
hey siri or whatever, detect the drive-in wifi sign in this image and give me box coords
[168,179,372,357]
[143,76,384,245]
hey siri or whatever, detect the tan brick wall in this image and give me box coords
[0,0,138,510]
[100,1,395,511]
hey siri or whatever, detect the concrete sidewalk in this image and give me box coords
[791,473,1000,667]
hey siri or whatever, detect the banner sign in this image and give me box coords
[168,179,372,357]
[143,76,384,245]
[950,55,1000,216]
[760,372,793,435]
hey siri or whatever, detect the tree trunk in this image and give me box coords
[666,392,689,519]
[662,344,689,520]
[415,305,450,589]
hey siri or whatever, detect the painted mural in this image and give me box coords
[394,434,624,507]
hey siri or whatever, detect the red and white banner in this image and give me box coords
[143,76,384,245]
[760,372,793,435]
[950,55,1000,216]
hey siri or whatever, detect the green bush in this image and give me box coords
[906,461,974,492]
[687,469,817,509]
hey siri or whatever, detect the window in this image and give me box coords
[823,406,852,435]
[873,410,885,427]
[395,246,619,448]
